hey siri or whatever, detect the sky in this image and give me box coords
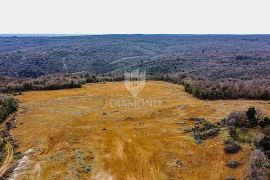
[0,0,269,34]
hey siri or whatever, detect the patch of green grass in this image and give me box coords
[220,128,233,141]
[235,128,253,143]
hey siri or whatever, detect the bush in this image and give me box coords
[200,128,220,138]
[228,126,237,140]
[199,119,217,131]
[259,136,270,153]
[225,107,263,129]
[226,111,248,127]
[191,119,220,143]
[224,140,242,154]
[249,149,269,179]
[253,134,265,149]
[262,127,270,137]
[0,94,18,123]
[226,160,240,168]
[192,132,202,144]
[259,117,270,129]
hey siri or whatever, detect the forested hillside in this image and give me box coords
[0,35,269,81]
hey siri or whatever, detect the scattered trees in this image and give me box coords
[152,74,270,100]
[0,73,124,93]
[0,94,17,123]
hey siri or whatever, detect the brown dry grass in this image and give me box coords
[11,81,270,179]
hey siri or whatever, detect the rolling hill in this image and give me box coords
[0,35,269,81]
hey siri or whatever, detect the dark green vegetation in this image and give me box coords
[0,35,269,100]
[183,118,220,144]
[0,94,17,123]
[0,94,17,165]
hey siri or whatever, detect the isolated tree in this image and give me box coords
[246,107,257,127]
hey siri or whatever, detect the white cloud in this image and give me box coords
[0,0,269,34]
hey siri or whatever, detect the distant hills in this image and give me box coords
[0,34,269,80]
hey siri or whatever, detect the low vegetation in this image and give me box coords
[221,106,270,179]
[183,118,220,144]
[153,74,270,100]
[224,140,242,154]
[226,160,240,169]
[0,73,124,93]
[0,94,17,123]
[0,35,269,178]
[2,71,268,102]
[0,94,17,167]
[0,35,269,100]
[249,149,270,179]
[185,106,270,179]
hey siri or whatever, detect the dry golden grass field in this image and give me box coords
[11,81,270,179]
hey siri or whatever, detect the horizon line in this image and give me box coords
[1,33,270,37]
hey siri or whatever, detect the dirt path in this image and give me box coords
[11,81,270,179]
[0,106,27,178]
[0,142,14,177]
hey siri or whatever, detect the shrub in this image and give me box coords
[191,119,220,143]
[228,126,237,140]
[192,132,202,144]
[0,94,18,123]
[259,136,270,153]
[224,140,242,154]
[226,160,240,168]
[262,127,270,137]
[253,134,265,149]
[200,128,220,138]
[256,109,266,122]
[199,119,217,131]
[259,117,270,129]
[249,149,269,179]
[226,111,248,127]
